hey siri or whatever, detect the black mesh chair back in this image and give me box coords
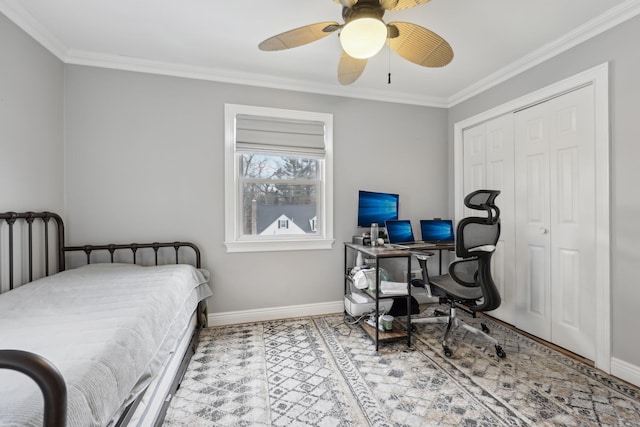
[453,189,501,311]
[456,220,500,260]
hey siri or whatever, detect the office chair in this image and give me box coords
[411,189,506,359]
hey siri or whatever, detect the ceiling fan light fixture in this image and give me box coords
[339,17,387,59]
[259,0,452,84]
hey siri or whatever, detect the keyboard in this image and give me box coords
[392,242,436,249]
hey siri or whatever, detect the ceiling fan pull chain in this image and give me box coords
[387,41,392,84]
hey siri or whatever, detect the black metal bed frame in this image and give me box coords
[0,211,207,427]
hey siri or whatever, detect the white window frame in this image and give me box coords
[224,104,334,253]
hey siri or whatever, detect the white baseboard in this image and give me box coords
[208,293,436,327]
[611,357,640,387]
[208,300,344,327]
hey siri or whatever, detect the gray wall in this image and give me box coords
[0,13,64,212]
[63,65,449,314]
[448,15,640,367]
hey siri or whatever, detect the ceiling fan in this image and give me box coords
[258,0,453,85]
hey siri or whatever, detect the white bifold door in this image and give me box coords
[462,85,597,361]
[462,114,516,326]
[514,85,596,360]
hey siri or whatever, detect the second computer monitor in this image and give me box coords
[384,219,416,244]
[420,219,455,243]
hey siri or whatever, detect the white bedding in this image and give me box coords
[0,263,212,427]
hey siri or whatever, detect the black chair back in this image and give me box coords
[455,189,502,312]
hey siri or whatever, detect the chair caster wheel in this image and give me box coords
[443,345,453,358]
[411,324,418,333]
[434,310,446,317]
[495,345,506,358]
[481,323,490,334]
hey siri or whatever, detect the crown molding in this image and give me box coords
[0,0,67,60]
[2,0,639,109]
[446,0,640,107]
[64,49,449,108]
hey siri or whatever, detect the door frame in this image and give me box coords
[453,62,611,372]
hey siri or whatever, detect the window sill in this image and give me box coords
[225,238,335,253]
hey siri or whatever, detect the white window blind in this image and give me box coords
[235,114,326,157]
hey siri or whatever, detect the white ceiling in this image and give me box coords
[2,0,639,107]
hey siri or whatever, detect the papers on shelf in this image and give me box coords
[380,281,408,295]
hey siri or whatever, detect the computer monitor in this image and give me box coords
[356,190,399,228]
[420,219,455,243]
[384,220,416,244]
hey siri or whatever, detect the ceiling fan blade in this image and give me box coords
[334,0,358,8]
[380,0,400,9]
[386,22,453,67]
[338,51,367,85]
[258,22,340,51]
[387,0,431,11]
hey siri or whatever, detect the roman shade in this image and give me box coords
[235,114,326,157]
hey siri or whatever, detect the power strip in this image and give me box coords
[365,318,385,331]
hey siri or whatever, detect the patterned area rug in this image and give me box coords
[164,307,640,426]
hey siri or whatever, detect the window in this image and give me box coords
[278,219,289,229]
[224,104,334,253]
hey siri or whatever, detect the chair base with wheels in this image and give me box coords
[411,255,506,359]
[411,263,506,358]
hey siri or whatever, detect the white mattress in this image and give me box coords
[0,263,212,427]
[127,312,197,427]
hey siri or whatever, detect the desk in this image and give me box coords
[344,243,413,351]
[387,242,454,275]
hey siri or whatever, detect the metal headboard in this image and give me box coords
[64,241,201,269]
[0,211,201,292]
[0,212,65,290]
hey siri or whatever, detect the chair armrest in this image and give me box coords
[411,278,426,288]
[468,245,496,253]
[409,250,435,260]
[411,278,437,297]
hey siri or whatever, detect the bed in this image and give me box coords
[0,211,211,427]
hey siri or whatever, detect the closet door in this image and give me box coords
[463,114,515,325]
[514,101,552,340]
[463,123,486,214]
[514,85,596,360]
